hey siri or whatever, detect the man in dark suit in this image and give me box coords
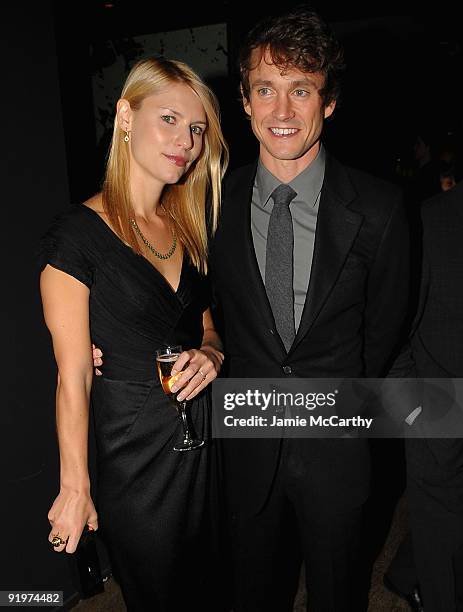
[210,7,409,612]
[384,180,463,611]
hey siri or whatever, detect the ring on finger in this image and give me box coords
[198,368,207,381]
[51,534,67,548]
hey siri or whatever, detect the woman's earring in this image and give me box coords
[124,130,130,143]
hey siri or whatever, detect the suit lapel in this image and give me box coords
[225,162,287,355]
[292,157,364,350]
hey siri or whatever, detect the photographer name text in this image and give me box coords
[224,415,373,429]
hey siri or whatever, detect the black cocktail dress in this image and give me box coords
[39,205,219,611]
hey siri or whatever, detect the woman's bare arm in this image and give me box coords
[40,265,98,553]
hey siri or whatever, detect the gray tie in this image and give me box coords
[265,184,297,352]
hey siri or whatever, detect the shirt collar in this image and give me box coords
[256,144,326,209]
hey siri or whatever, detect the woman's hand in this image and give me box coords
[168,308,224,401]
[170,345,224,402]
[48,487,98,554]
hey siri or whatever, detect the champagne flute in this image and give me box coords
[156,345,205,452]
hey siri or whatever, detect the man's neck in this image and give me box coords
[259,141,321,183]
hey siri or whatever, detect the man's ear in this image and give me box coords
[240,85,252,118]
[116,98,133,131]
[324,99,336,120]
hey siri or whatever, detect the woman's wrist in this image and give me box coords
[59,477,91,495]
[200,344,224,365]
[199,346,224,375]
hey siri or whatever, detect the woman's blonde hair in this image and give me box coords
[102,56,228,273]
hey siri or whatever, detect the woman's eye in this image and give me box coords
[191,126,204,136]
[161,115,175,124]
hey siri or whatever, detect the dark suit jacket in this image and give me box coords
[210,152,410,516]
[399,180,463,511]
[412,181,463,377]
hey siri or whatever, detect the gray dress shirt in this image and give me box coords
[251,146,326,331]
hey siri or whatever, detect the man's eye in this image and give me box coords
[191,125,204,135]
[257,88,272,96]
[161,115,175,124]
[294,89,309,97]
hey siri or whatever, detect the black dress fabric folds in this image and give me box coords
[39,205,218,611]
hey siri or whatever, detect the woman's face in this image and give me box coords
[124,81,207,188]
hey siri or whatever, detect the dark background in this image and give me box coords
[2,0,461,606]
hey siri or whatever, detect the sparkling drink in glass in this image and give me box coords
[156,345,204,451]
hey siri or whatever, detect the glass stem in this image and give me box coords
[177,401,192,444]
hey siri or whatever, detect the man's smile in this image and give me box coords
[269,127,299,136]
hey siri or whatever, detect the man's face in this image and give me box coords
[243,48,335,179]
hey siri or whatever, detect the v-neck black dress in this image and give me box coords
[39,205,217,611]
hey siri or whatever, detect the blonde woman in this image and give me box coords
[39,56,228,610]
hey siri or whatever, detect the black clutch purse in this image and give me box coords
[69,526,104,599]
